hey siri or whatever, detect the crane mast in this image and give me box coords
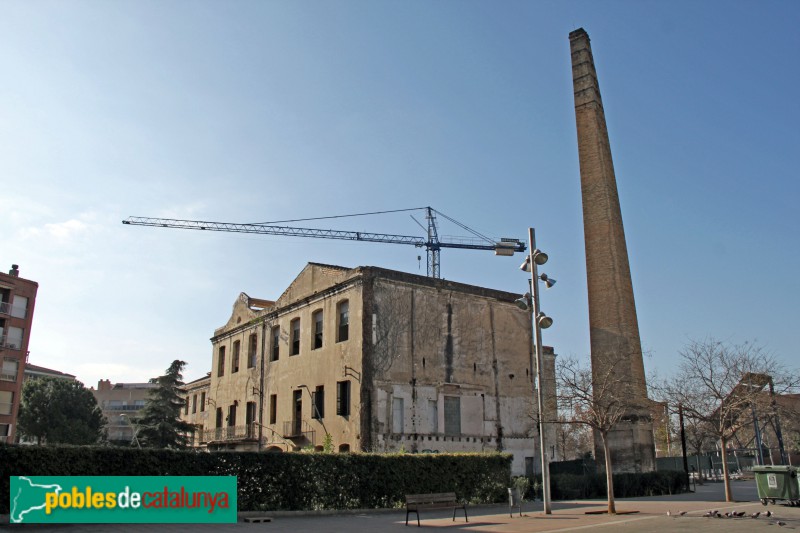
[122,207,525,278]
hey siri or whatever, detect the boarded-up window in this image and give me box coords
[392,397,404,434]
[444,396,461,436]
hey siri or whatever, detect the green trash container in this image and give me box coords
[752,466,799,506]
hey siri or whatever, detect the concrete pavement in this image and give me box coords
[3,479,800,532]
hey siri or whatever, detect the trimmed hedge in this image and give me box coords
[517,470,688,500]
[0,445,512,514]
[550,470,688,500]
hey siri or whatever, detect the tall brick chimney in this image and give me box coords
[9,264,19,277]
[570,28,655,472]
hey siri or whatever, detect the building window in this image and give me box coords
[429,399,438,433]
[336,380,351,416]
[228,404,237,427]
[312,310,323,350]
[0,390,14,415]
[312,386,325,419]
[10,295,28,319]
[271,326,280,361]
[246,401,257,426]
[184,397,189,415]
[217,346,226,377]
[248,333,257,368]
[216,407,223,428]
[200,392,206,412]
[192,394,197,414]
[5,327,23,350]
[232,340,240,373]
[444,396,461,436]
[0,423,10,439]
[290,318,300,355]
[392,397,404,434]
[269,394,277,425]
[1,358,19,382]
[337,300,349,342]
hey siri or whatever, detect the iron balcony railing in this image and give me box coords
[202,423,259,443]
[0,301,27,318]
[282,419,315,444]
[104,404,145,412]
[0,335,21,350]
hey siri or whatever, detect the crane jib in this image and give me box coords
[122,214,526,275]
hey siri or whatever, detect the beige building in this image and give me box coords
[189,263,556,475]
[181,373,210,448]
[91,379,156,445]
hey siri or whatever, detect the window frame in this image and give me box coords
[232,340,241,373]
[337,300,349,343]
[217,346,226,377]
[312,309,323,350]
[271,326,280,361]
[290,318,300,356]
[312,385,325,419]
[336,380,351,417]
[247,333,258,368]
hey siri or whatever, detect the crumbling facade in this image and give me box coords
[189,263,556,475]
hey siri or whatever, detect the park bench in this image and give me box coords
[404,492,468,527]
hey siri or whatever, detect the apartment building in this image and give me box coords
[0,264,38,443]
[188,263,556,474]
[91,379,156,445]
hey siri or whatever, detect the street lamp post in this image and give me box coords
[517,227,554,515]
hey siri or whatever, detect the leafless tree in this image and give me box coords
[557,356,646,514]
[658,338,800,502]
[554,412,593,461]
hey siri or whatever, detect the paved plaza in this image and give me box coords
[3,479,800,532]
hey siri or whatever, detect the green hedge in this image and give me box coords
[0,445,512,514]
[517,470,688,500]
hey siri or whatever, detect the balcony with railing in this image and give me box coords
[202,423,260,444]
[0,335,21,350]
[0,301,27,319]
[282,419,316,445]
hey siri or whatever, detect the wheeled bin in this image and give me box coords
[752,466,799,506]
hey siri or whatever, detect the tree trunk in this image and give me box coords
[721,436,733,502]
[602,431,616,514]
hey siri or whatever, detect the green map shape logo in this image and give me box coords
[10,476,63,523]
[9,476,237,524]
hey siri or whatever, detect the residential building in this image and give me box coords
[188,263,556,475]
[91,379,156,445]
[23,363,76,382]
[0,264,38,443]
[181,373,211,449]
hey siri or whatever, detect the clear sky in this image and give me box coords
[2,1,798,387]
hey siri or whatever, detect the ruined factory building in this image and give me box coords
[182,263,556,476]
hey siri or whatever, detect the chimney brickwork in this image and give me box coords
[570,28,655,473]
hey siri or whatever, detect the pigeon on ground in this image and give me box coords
[766,510,773,518]
[777,521,786,527]
[667,510,672,516]
[751,512,761,518]
[734,511,746,517]
[680,511,687,516]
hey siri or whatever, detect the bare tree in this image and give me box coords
[659,338,800,502]
[557,356,646,514]
[554,412,593,461]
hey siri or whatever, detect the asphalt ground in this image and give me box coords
[3,479,800,532]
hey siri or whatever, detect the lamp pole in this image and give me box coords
[527,227,552,514]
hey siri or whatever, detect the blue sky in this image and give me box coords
[2,1,798,387]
